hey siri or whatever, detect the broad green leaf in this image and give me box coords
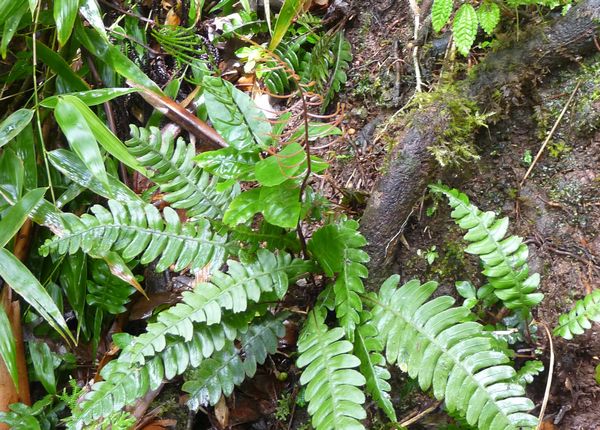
[223,188,261,226]
[255,143,306,187]
[195,147,259,181]
[54,0,78,46]
[41,88,138,109]
[79,0,107,40]
[75,24,163,95]
[55,96,110,193]
[453,3,478,56]
[0,0,27,28]
[0,249,74,344]
[0,305,18,390]
[203,76,274,151]
[48,149,140,202]
[60,252,87,340]
[432,0,453,32]
[29,0,37,15]
[53,96,147,176]
[1,1,27,59]
[0,149,24,202]
[28,342,56,394]
[260,182,301,229]
[0,188,45,248]
[30,39,88,92]
[269,0,305,51]
[477,1,500,35]
[11,124,37,190]
[0,109,34,149]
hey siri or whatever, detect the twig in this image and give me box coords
[407,0,423,92]
[520,81,581,187]
[397,400,441,428]
[536,322,555,429]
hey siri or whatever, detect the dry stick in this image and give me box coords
[397,400,442,428]
[536,322,555,429]
[407,0,423,92]
[520,81,581,187]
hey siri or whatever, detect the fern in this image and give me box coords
[308,219,369,340]
[430,184,543,313]
[39,199,228,273]
[554,289,600,340]
[370,275,538,430]
[183,312,286,409]
[126,125,239,220]
[477,1,501,35]
[353,313,395,421]
[322,31,352,111]
[118,250,303,366]
[453,4,478,56]
[432,0,453,32]
[297,309,367,430]
[70,312,251,428]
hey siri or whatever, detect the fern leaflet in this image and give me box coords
[370,275,538,430]
[323,31,352,111]
[183,312,286,409]
[297,310,367,430]
[308,219,369,340]
[430,184,543,313]
[353,314,396,421]
[554,289,600,339]
[119,250,302,365]
[453,4,478,56]
[432,0,453,32]
[40,200,227,273]
[126,125,239,220]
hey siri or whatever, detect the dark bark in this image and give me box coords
[360,0,600,287]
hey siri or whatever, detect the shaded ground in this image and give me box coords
[326,3,600,429]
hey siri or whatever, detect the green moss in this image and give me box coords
[410,85,493,167]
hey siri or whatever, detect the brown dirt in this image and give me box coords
[333,2,600,429]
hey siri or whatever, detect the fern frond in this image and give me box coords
[554,289,600,340]
[323,31,352,111]
[432,0,453,32]
[297,310,367,430]
[70,313,250,428]
[119,250,300,365]
[453,4,478,56]
[308,219,369,340]
[430,184,543,312]
[353,315,396,421]
[126,126,239,220]
[183,312,286,409]
[371,275,538,430]
[39,200,227,273]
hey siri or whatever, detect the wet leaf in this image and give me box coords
[79,0,107,40]
[0,305,18,390]
[41,88,137,109]
[28,342,56,394]
[0,249,74,344]
[54,0,78,46]
[269,0,305,51]
[55,96,111,194]
[0,188,45,248]
[0,109,34,150]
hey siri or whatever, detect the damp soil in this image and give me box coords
[328,3,600,429]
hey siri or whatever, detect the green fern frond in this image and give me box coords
[297,310,367,430]
[554,289,600,340]
[453,4,478,56]
[353,314,396,421]
[322,31,352,111]
[183,312,286,409]
[432,0,453,32]
[119,250,300,366]
[39,200,227,273]
[430,184,543,312]
[308,219,369,340]
[370,275,538,430]
[70,313,251,428]
[126,126,239,220]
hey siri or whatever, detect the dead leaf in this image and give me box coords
[215,395,229,428]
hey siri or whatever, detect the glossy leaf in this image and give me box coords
[260,182,301,229]
[1,1,27,59]
[0,305,18,390]
[269,0,305,51]
[0,249,74,344]
[79,0,107,40]
[30,39,88,92]
[0,188,45,247]
[28,341,56,394]
[48,149,140,203]
[54,0,78,46]
[41,88,137,109]
[0,109,34,149]
[203,76,274,151]
[55,96,111,193]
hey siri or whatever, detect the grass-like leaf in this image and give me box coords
[554,289,600,340]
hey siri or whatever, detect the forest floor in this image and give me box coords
[324,2,600,428]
